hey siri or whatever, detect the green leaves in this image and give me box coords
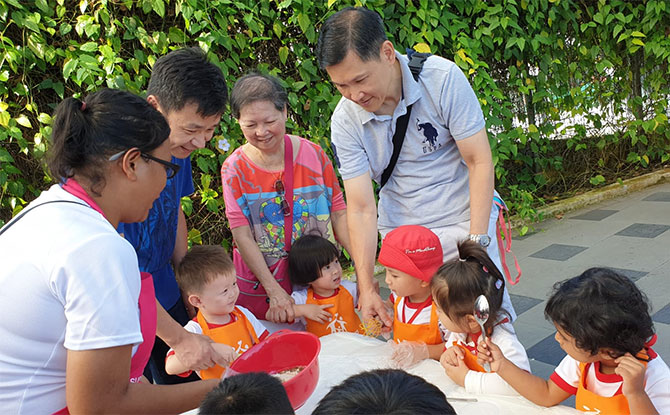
[278,46,289,65]
[1,0,669,241]
[297,13,310,33]
[80,42,98,52]
[589,175,606,186]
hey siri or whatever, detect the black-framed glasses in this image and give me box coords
[140,152,180,179]
[109,149,181,179]
[274,179,291,216]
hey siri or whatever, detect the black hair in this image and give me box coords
[147,46,228,116]
[545,267,655,357]
[431,240,507,336]
[288,234,340,286]
[199,372,294,415]
[47,88,170,195]
[312,369,455,415]
[230,72,288,119]
[316,7,388,69]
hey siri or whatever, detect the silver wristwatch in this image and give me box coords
[469,233,491,247]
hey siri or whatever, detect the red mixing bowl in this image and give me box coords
[229,330,321,409]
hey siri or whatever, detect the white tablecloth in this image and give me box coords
[297,332,581,415]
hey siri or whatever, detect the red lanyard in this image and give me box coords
[402,297,432,324]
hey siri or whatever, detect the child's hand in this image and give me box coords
[390,341,429,369]
[210,343,238,367]
[477,338,506,372]
[302,304,334,323]
[440,349,469,386]
[615,353,647,397]
[440,345,465,368]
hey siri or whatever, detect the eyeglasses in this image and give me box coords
[274,179,291,216]
[109,149,181,180]
[140,152,181,179]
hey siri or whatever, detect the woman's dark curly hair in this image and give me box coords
[545,267,655,357]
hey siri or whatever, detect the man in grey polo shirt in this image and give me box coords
[316,7,515,328]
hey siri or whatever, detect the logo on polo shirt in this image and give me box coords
[416,119,442,154]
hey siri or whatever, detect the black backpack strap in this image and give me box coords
[380,104,413,189]
[406,48,431,82]
[378,49,432,190]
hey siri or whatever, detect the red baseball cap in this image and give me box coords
[378,225,443,282]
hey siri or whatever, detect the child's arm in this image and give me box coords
[440,345,524,395]
[616,353,659,415]
[381,298,394,335]
[165,352,192,376]
[293,303,333,323]
[165,343,237,376]
[428,342,446,360]
[440,346,469,386]
[459,329,533,395]
[479,338,570,406]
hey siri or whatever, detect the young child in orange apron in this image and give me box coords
[431,239,529,395]
[377,225,446,369]
[288,235,362,337]
[165,245,269,379]
[478,268,670,414]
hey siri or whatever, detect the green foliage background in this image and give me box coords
[1,0,669,243]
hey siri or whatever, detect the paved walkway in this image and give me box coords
[375,181,670,403]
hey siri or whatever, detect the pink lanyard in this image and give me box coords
[61,178,105,218]
[493,197,522,285]
[282,135,294,251]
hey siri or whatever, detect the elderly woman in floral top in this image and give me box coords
[221,73,352,331]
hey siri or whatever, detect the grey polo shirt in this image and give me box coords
[330,51,486,231]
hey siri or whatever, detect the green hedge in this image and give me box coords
[1,0,669,242]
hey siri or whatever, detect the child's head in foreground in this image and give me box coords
[431,239,508,336]
[176,245,237,318]
[545,267,655,362]
[199,372,294,414]
[378,225,444,299]
[311,369,455,414]
[288,234,342,295]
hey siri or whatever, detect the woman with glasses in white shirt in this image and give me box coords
[0,89,217,413]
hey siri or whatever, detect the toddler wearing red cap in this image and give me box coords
[378,225,446,368]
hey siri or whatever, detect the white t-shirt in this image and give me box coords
[291,280,358,325]
[551,353,670,413]
[0,185,143,414]
[446,322,530,395]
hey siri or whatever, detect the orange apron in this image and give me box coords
[453,342,486,372]
[305,287,362,337]
[392,297,442,345]
[575,350,650,415]
[197,307,259,379]
[450,319,509,373]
